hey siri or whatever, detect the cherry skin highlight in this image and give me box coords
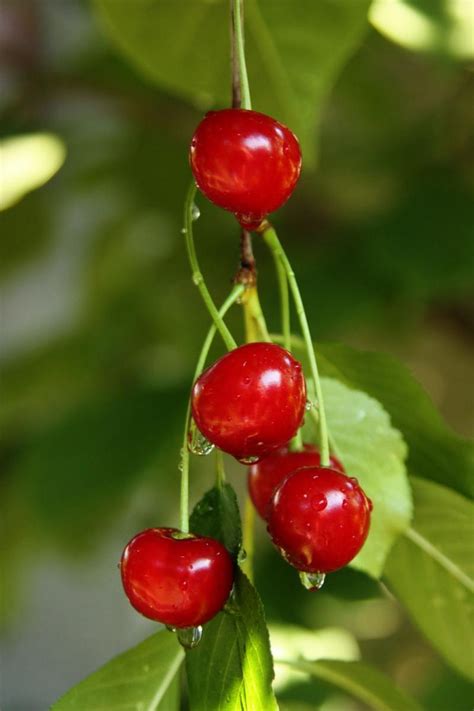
[191,342,306,462]
[267,466,372,574]
[120,528,234,628]
[189,109,302,230]
[248,443,344,520]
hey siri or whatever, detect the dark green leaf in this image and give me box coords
[186,570,278,711]
[316,377,412,578]
[384,477,474,680]
[280,659,422,711]
[52,628,184,710]
[190,482,242,558]
[94,0,371,157]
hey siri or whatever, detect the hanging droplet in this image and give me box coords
[191,203,201,221]
[299,570,326,591]
[166,624,177,633]
[188,421,215,456]
[177,625,202,649]
[238,455,259,465]
[180,227,187,234]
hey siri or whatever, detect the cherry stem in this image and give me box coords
[231,0,252,110]
[242,286,271,343]
[262,223,330,466]
[183,182,238,351]
[215,449,226,490]
[179,283,245,533]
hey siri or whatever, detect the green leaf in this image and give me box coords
[52,628,184,710]
[315,342,474,499]
[280,659,422,711]
[186,570,278,711]
[190,482,242,558]
[319,377,412,578]
[384,477,474,680]
[370,0,474,60]
[94,0,371,157]
[11,386,184,549]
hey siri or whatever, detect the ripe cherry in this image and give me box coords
[189,109,302,230]
[267,466,372,574]
[191,342,306,462]
[120,528,234,628]
[248,443,344,519]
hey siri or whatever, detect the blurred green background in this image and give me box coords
[0,1,473,709]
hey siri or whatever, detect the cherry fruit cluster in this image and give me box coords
[121,109,371,635]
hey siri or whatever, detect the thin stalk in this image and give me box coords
[183,183,237,351]
[231,0,252,110]
[179,284,245,533]
[263,224,330,466]
[215,449,226,490]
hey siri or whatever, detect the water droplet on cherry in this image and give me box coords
[311,494,327,511]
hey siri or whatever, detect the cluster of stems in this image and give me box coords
[178,0,331,563]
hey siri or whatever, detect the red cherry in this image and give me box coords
[191,342,306,462]
[248,443,345,519]
[189,109,302,230]
[120,528,233,628]
[267,466,371,574]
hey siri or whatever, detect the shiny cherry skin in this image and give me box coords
[189,109,302,230]
[120,528,234,628]
[248,443,344,520]
[191,342,306,462]
[267,466,372,574]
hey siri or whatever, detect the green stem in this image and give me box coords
[179,284,245,533]
[215,449,226,490]
[242,285,271,343]
[232,0,252,110]
[263,224,330,466]
[269,246,303,450]
[184,183,237,351]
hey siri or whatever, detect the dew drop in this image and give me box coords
[311,494,327,511]
[177,625,203,649]
[239,455,259,465]
[237,547,247,563]
[180,227,187,234]
[299,571,326,591]
[166,624,177,633]
[349,477,359,487]
[305,399,313,411]
[188,421,215,456]
[342,499,349,510]
[191,203,201,221]
[192,273,203,286]
[368,498,374,511]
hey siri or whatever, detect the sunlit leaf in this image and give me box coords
[0,133,66,211]
[318,377,412,578]
[370,0,474,60]
[384,477,474,680]
[186,570,278,711]
[52,628,184,710]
